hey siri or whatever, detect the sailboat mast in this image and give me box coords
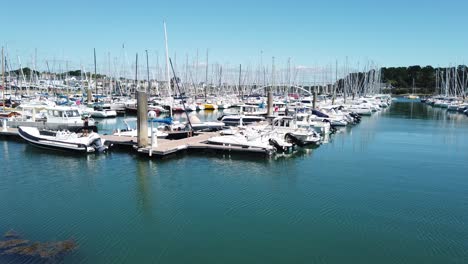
[260,50,263,87]
[108,52,112,96]
[2,47,4,112]
[163,21,171,97]
[333,59,337,104]
[195,49,199,88]
[287,57,291,98]
[205,49,208,101]
[163,20,173,118]
[34,48,37,85]
[185,53,188,92]
[272,56,275,95]
[135,53,138,93]
[94,48,97,96]
[344,57,348,104]
[462,64,466,101]
[146,50,150,94]
[238,64,242,98]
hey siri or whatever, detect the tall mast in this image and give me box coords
[34,48,37,84]
[155,51,160,95]
[344,57,348,103]
[94,48,97,96]
[66,60,69,96]
[163,20,171,97]
[146,50,150,94]
[333,59,337,104]
[195,49,199,87]
[238,64,242,98]
[2,47,5,112]
[163,20,173,118]
[108,52,112,95]
[218,65,222,92]
[462,65,466,99]
[205,49,209,100]
[260,50,263,87]
[287,57,291,98]
[135,53,138,94]
[272,56,275,94]
[185,53,188,93]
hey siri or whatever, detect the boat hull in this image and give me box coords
[18,127,103,153]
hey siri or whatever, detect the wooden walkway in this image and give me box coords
[137,132,219,156]
[0,127,20,137]
[101,134,137,146]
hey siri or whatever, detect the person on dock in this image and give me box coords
[82,116,89,136]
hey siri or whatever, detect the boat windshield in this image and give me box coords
[65,110,80,117]
[297,115,306,121]
[48,110,62,117]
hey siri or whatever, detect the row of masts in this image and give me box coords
[1,52,385,98]
[1,20,385,105]
[435,66,468,98]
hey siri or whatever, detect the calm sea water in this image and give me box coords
[1,101,467,263]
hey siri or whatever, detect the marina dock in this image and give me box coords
[0,128,273,157]
[137,132,217,156]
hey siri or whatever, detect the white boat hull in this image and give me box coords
[18,126,106,153]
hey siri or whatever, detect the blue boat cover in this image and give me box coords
[312,109,329,118]
[148,117,173,125]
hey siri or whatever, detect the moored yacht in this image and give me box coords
[4,106,97,131]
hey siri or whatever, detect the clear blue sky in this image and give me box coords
[3,0,467,72]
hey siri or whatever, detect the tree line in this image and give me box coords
[381,65,467,95]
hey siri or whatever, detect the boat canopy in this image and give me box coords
[148,117,173,125]
[312,109,329,118]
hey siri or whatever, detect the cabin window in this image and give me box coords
[53,110,61,117]
[65,110,78,117]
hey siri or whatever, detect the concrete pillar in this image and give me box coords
[137,91,148,148]
[267,90,273,117]
[2,119,7,132]
[87,88,92,106]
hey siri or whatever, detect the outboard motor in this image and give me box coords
[91,138,107,153]
[323,119,337,134]
[348,112,361,124]
[268,138,293,153]
[284,133,304,147]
